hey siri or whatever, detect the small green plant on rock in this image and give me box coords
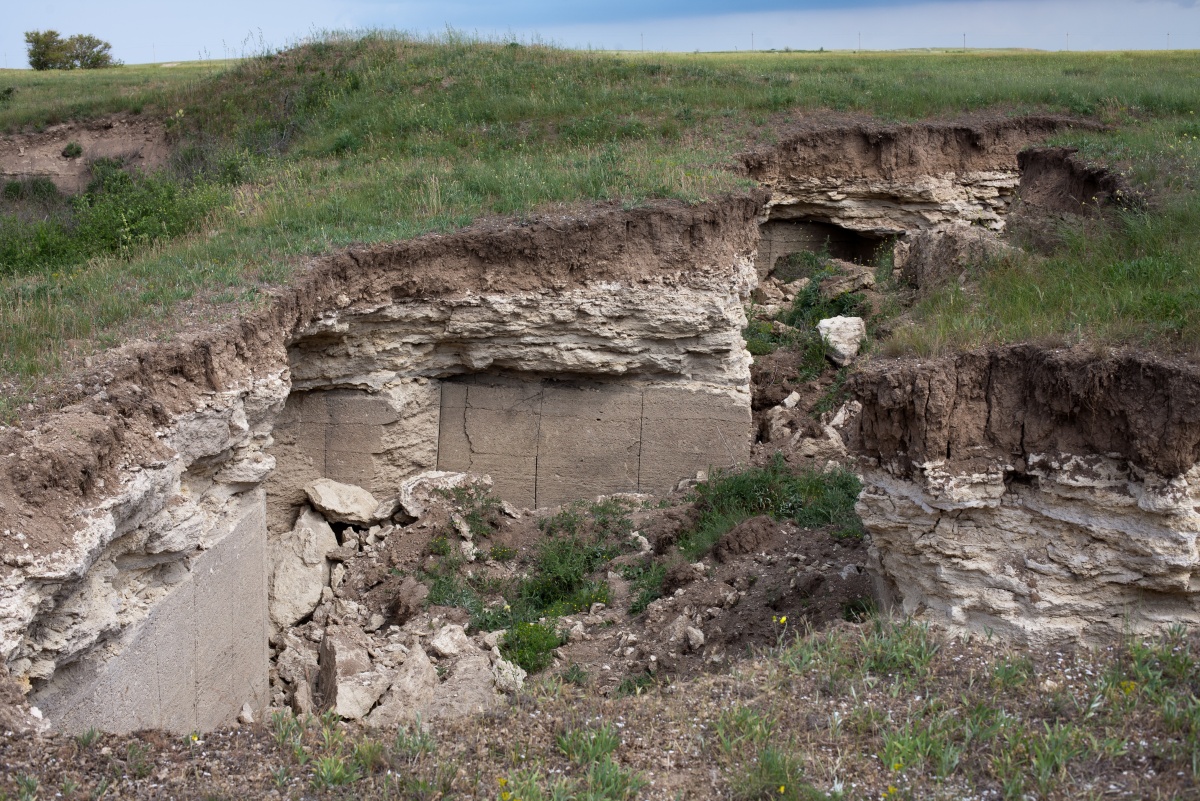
[62,141,83,159]
[502,620,564,673]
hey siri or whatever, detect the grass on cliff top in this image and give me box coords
[888,116,1200,355]
[3,34,1200,413]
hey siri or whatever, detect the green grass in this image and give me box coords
[0,36,1199,407]
[0,60,231,132]
[888,116,1200,354]
[501,620,565,674]
[677,454,864,560]
[420,498,637,672]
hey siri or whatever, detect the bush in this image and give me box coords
[0,160,222,277]
[25,30,120,70]
[501,621,563,673]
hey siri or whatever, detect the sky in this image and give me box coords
[2,0,1198,68]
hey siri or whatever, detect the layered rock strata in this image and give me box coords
[0,197,764,733]
[850,346,1200,646]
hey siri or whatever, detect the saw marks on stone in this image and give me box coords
[437,375,750,508]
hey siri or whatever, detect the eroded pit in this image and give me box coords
[4,115,1185,739]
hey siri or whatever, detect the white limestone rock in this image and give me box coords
[270,507,338,630]
[305,479,380,526]
[817,316,867,366]
[491,656,526,695]
[318,625,391,720]
[365,644,440,728]
[428,624,474,658]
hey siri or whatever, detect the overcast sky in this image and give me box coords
[2,0,1198,68]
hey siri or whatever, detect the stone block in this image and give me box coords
[325,451,375,490]
[326,391,401,426]
[642,386,750,423]
[465,408,540,456]
[540,383,641,420]
[437,402,471,471]
[465,379,542,413]
[326,423,385,455]
[441,381,468,411]
[40,494,269,734]
[468,453,536,509]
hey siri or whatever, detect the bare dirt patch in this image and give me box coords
[0,114,169,193]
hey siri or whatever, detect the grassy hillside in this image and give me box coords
[2,34,1200,414]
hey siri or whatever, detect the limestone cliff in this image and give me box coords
[850,346,1200,646]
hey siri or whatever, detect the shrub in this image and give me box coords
[62,142,83,159]
[501,620,563,673]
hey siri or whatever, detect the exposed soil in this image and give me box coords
[0,114,169,193]
[741,113,1102,184]
[848,344,1200,478]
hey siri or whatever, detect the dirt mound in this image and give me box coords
[712,515,783,561]
[0,115,168,193]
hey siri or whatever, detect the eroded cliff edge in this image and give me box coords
[850,346,1200,646]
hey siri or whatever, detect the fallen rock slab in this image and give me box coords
[305,478,380,526]
[817,316,867,366]
[270,507,338,629]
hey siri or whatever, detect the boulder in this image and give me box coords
[819,260,876,299]
[395,471,492,519]
[365,644,440,728]
[491,657,527,695]
[429,624,474,658]
[305,478,380,526]
[894,226,1015,293]
[817,316,867,366]
[270,507,338,629]
[391,576,430,626]
[318,625,391,720]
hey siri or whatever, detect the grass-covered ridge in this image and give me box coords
[2,34,1200,411]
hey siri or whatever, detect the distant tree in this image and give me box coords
[24,30,120,70]
[24,30,72,70]
[68,34,118,69]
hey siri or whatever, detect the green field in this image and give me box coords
[2,34,1199,414]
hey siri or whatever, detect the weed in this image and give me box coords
[15,774,38,801]
[582,756,647,800]
[859,618,940,680]
[502,620,564,673]
[563,662,589,686]
[557,724,621,765]
[621,562,667,614]
[270,710,302,748]
[310,754,361,788]
[715,706,777,755]
[614,672,656,698]
[842,597,876,622]
[443,482,504,539]
[75,728,101,749]
[490,544,517,561]
[125,742,152,779]
[393,720,436,759]
[61,141,83,159]
[992,654,1035,690]
[732,746,820,801]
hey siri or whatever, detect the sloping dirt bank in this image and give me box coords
[0,115,169,193]
[849,345,1200,646]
